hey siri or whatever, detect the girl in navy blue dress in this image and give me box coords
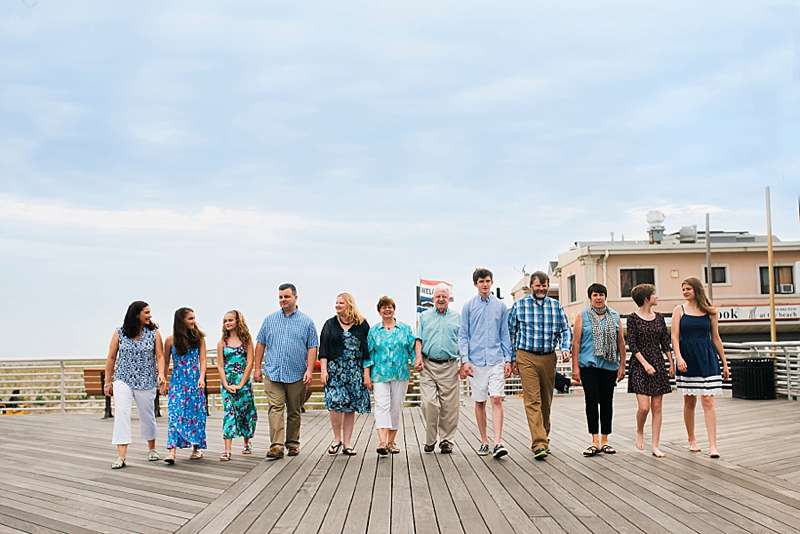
[671,277,729,459]
[164,307,208,464]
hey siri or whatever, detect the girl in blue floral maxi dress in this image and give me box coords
[164,307,208,464]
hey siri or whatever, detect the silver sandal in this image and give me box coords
[111,457,126,469]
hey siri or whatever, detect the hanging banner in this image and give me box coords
[416,278,453,313]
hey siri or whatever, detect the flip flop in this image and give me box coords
[328,442,342,455]
[600,444,616,454]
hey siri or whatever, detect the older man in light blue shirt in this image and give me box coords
[414,284,461,454]
[458,268,512,459]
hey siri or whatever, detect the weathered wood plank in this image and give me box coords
[1,393,799,534]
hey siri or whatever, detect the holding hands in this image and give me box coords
[503,362,512,379]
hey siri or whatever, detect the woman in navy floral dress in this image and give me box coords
[216,310,257,461]
[164,307,208,464]
[319,293,371,456]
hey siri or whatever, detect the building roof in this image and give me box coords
[568,231,800,254]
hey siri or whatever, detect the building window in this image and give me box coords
[760,266,795,294]
[620,268,655,298]
[703,266,728,284]
[568,275,577,303]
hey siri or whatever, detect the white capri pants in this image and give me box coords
[373,380,408,430]
[112,380,158,445]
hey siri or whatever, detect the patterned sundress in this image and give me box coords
[324,331,371,413]
[220,345,258,439]
[167,346,207,449]
[626,313,673,396]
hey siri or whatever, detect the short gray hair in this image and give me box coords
[433,283,451,297]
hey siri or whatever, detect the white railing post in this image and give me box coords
[59,360,66,413]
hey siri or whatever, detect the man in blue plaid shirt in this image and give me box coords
[508,271,572,460]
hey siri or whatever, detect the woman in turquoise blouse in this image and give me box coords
[571,283,626,457]
[365,295,415,456]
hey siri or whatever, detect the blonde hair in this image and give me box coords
[337,293,366,325]
[681,277,717,315]
[221,310,252,346]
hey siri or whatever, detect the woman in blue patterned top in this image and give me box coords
[319,293,371,456]
[105,301,167,469]
[216,310,258,462]
[164,307,208,464]
[365,296,415,456]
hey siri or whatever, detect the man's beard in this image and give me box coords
[533,291,546,300]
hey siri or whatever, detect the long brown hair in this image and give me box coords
[221,310,252,346]
[681,277,717,315]
[173,307,205,354]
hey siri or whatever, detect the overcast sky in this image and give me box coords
[1,1,798,358]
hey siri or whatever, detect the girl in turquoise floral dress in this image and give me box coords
[164,307,208,464]
[216,310,258,461]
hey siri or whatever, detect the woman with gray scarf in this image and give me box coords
[571,283,626,457]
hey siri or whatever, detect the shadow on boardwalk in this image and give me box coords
[0,393,798,533]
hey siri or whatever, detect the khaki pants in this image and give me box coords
[419,359,460,445]
[264,376,305,449]
[516,350,556,450]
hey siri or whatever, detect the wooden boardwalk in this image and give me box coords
[0,392,798,534]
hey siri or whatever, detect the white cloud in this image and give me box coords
[451,77,552,110]
[626,204,727,220]
[0,194,320,236]
[624,47,792,129]
[1,85,82,137]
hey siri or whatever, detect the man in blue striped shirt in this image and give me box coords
[508,271,572,460]
[254,283,319,459]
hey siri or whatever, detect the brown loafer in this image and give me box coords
[266,445,284,460]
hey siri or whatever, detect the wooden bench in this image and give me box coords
[302,367,324,411]
[83,367,222,418]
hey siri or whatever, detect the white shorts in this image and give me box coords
[470,363,506,402]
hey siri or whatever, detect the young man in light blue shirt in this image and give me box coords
[458,268,512,458]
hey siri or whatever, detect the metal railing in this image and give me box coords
[1,344,796,414]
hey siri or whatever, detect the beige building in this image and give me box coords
[548,226,800,342]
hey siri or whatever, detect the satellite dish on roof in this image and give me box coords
[646,210,666,226]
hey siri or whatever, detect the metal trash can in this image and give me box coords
[730,358,776,400]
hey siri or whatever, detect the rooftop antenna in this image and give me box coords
[646,210,666,244]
